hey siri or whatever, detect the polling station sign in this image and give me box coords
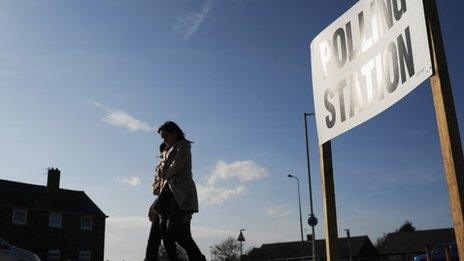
[310,0,432,145]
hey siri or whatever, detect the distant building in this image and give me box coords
[248,235,378,261]
[378,228,455,261]
[0,168,107,261]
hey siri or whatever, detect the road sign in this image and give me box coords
[308,215,318,227]
[311,0,432,145]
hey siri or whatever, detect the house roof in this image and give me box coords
[378,228,455,255]
[248,236,377,260]
[0,179,107,217]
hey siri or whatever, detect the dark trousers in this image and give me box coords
[159,188,206,261]
[145,214,178,261]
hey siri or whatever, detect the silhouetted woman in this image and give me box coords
[152,121,206,261]
[145,143,178,261]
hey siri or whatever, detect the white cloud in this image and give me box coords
[191,225,236,239]
[90,101,152,133]
[266,205,294,218]
[196,160,267,206]
[197,184,246,205]
[207,160,268,185]
[173,0,213,41]
[106,216,150,261]
[117,176,142,187]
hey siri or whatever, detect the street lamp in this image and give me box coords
[304,112,317,261]
[345,229,353,261]
[237,229,245,257]
[288,174,305,260]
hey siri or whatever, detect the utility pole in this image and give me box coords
[304,112,317,261]
[345,229,352,261]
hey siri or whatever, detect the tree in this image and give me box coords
[211,236,241,261]
[375,233,388,249]
[397,220,416,232]
[375,220,417,250]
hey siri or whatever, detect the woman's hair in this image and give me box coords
[159,142,167,153]
[157,121,187,142]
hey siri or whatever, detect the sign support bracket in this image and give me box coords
[320,141,339,261]
[424,0,464,259]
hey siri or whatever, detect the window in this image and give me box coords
[48,249,60,261]
[49,213,62,228]
[81,216,92,230]
[12,209,27,225]
[79,251,91,261]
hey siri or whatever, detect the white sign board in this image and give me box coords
[310,0,432,145]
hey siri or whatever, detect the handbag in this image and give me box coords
[148,181,173,221]
[148,144,177,221]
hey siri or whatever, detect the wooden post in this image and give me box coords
[320,141,339,261]
[444,246,451,261]
[424,0,464,260]
[425,246,431,261]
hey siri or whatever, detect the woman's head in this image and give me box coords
[159,142,167,153]
[157,121,186,145]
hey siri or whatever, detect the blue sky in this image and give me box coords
[0,0,463,260]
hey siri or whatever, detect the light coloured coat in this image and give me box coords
[154,139,199,213]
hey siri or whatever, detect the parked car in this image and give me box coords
[0,238,40,261]
[414,243,458,261]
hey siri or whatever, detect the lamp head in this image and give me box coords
[287,174,293,178]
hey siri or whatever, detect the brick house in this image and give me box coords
[377,228,456,261]
[0,168,107,261]
[247,235,378,261]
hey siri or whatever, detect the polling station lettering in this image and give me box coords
[318,0,415,129]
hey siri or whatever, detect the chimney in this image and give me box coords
[47,167,61,191]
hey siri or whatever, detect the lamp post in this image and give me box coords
[237,229,245,257]
[304,112,317,261]
[288,174,305,260]
[345,229,352,261]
